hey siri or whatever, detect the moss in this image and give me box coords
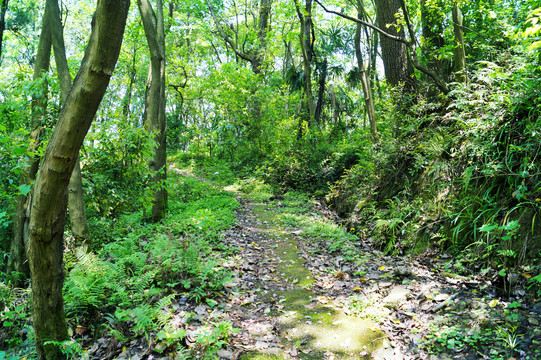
[246,200,387,359]
[239,353,288,360]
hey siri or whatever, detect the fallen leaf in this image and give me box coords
[489,299,499,308]
[379,266,386,271]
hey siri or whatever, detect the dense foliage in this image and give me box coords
[1,0,541,358]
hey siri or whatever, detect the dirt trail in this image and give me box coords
[221,197,395,360]
[219,193,540,360]
[168,168,541,360]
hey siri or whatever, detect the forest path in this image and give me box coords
[170,167,541,360]
[221,197,392,360]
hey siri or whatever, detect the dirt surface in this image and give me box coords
[213,194,541,360]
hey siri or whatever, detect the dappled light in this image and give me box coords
[1,0,541,359]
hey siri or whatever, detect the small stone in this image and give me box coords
[528,317,539,326]
[383,287,411,309]
[394,266,412,278]
[255,340,270,349]
[217,349,234,359]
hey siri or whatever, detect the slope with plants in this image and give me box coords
[327,50,541,297]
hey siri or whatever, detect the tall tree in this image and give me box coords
[8,0,53,284]
[138,0,167,222]
[375,0,415,92]
[27,0,130,358]
[355,0,378,141]
[0,0,8,63]
[293,0,316,136]
[8,0,92,284]
[452,3,467,83]
[47,0,91,246]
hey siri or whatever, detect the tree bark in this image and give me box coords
[8,2,52,285]
[138,0,167,222]
[294,0,315,130]
[452,3,467,83]
[375,0,415,92]
[28,1,129,358]
[48,0,91,246]
[314,58,327,125]
[0,0,8,64]
[355,0,378,142]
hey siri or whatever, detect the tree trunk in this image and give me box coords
[122,42,138,118]
[355,0,378,142]
[0,0,8,64]
[452,4,467,83]
[314,58,327,125]
[67,157,90,245]
[294,0,315,130]
[28,1,129,358]
[8,3,52,285]
[375,0,415,92]
[48,0,91,246]
[138,0,167,222]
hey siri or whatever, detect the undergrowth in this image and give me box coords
[1,167,239,359]
[327,51,541,295]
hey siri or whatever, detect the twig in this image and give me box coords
[430,290,463,312]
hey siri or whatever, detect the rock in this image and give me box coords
[394,266,412,278]
[383,287,411,309]
[217,349,234,359]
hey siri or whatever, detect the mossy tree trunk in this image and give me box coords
[8,1,52,285]
[452,3,467,83]
[28,1,129,358]
[138,0,167,222]
[293,0,316,138]
[48,0,91,246]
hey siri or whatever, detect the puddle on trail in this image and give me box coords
[243,202,389,360]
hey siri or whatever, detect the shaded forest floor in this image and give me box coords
[3,166,541,360]
[125,168,539,360]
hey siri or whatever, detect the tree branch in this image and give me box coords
[315,0,450,94]
[205,0,254,63]
[314,0,409,45]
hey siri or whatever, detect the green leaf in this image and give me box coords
[13,147,27,156]
[18,184,31,196]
